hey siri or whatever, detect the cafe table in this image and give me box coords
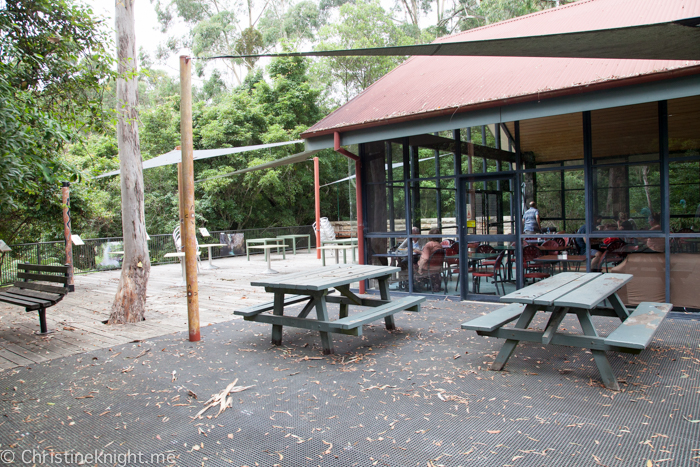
[532,254,586,272]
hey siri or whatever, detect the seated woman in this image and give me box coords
[635,213,664,252]
[417,228,443,274]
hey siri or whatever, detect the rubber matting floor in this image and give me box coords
[0,300,698,467]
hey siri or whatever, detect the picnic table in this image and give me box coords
[461,272,671,390]
[276,234,311,255]
[246,238,285,261]
[247,244,285,274]
[234,264,425,355]
[201,243,227,269]
[321,238,358,263]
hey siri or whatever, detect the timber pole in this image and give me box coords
[177,161,186,248]
[61,182,74,292]
[180,55,200,342]
[314,157,321,259]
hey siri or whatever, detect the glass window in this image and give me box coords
[592,102,659,163]
[366,182,406,234]
[530,169,585,232]
[592,164,661,231]
[668,96,700,159]
[669,161,700,232]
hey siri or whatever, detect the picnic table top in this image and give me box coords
[247,244,285,250]
[501,272,632,308]
[251,264,399,291]
[321,238,358,244]
[246,238,284,243]
[276,234,310,238]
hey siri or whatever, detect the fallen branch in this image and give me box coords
[193,379,255,419]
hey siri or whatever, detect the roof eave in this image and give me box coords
[301,64,700,139]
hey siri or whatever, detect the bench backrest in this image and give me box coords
[14,263,69,295]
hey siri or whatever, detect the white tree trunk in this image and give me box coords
[109,0,150,324]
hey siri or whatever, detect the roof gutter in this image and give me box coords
[334,132,365,293]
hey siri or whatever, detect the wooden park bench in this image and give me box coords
[0,263,70,334]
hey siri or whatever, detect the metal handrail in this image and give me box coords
[0,225,315,286]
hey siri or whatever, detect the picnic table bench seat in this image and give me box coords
[460,303,526,333]
[604,302,672,350]
[235,293,424,336]
[234,293,332,318]
[0,263,69,334]
[329,296,424,330]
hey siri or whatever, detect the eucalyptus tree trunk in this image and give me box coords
[109,0,150,324]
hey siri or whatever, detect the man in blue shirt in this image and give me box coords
[522,201,541,234]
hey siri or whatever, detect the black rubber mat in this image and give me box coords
[0,299,698,466]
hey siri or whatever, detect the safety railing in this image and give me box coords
[0,225,315,286]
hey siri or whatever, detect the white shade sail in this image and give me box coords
[95,140,304,178]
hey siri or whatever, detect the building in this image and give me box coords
[301,0,700,308]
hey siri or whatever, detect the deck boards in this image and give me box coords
[0,249,363,371]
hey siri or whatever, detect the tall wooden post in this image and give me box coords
[180,55,200,342]
[61,182,74,292]
[314,157,321,259]
[177,161,186,248]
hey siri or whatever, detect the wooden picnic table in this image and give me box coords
[276,234,311,255]
[246,238,285,261]
[247,244,286,274]
[234,264,425,355]
[201,243,227,269]
[321,238,358,262]
[461,272,672,390]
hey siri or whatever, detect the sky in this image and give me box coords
[86,0,185,77]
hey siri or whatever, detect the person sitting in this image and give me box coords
[617,212,636,230]
[635,213,664,252]
[575,215,603,254]
[417,228,442,274]
[522,201,541,234]
[398,227,425,251]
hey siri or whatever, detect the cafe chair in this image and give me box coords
[599,239,627,272]
[522,245,550,283]
[472,251,506,295]
[475,244,497,270]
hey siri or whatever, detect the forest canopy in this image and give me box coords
[0,0,577,244]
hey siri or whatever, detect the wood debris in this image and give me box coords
[193,379,254,419]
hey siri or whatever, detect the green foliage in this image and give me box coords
[313,0,417,105]
[0,0,115,244]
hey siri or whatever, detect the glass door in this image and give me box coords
[459,174,518,299]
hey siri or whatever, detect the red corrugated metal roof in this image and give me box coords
[302,0,700,138]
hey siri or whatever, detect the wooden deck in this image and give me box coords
[0,249,336,371]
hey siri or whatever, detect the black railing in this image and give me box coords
[0,225,315,286]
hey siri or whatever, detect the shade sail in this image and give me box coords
[207,17,700,61]
[95,140,304,178]
[197,149,321,182]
